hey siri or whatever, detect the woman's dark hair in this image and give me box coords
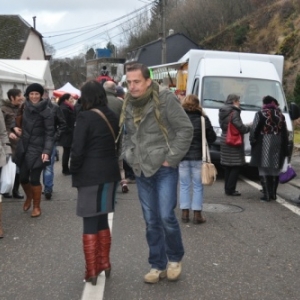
[58,93,71,105]
[7,88,22,101]
[263,95,277,105]
[80,80,108,110]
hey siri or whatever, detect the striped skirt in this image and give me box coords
[76,182,118,217]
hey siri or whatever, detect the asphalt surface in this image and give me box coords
[1,146,300,300]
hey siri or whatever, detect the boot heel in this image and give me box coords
[105,268,111,278]
[85,276,98,285]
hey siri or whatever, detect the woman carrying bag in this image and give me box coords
[14,83,54,217]
[179,94,216,224]
[249,95,288,201]
[219,94,251,196]
[70,80,120,285]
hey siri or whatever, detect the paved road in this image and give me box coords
[1,147,300,300]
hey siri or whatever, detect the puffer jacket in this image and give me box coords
[57,101,75,147]
[124,89,193,177]
[1,99,20,156]
[14,98,54,169]
[182,110,216,161]
[219,104,250,166]
[249,106,288,169]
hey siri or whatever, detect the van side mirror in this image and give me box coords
[289,102,300,121]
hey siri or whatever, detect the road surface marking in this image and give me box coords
[241,176,300,216]
[81,212,114,300]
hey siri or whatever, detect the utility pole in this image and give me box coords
[161,0,167,64]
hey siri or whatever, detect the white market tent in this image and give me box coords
[53,82,81,99]
[0,59,54,88]
[0,59,54,98]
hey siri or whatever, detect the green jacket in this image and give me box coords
[124,89,193,177]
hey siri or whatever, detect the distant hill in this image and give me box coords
[199,0,300,100]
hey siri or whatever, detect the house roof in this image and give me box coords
[125,33,199,66]
[0,15,44,59]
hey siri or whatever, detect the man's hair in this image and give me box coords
[7,88,21,101]
[126,63,150,80]
[80,80,108,110]
[103,80,116,91]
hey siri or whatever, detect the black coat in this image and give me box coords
[14,99,54,169]
[70,105,121,187]
[57,102,75,147]
[249,106,288,169]
[182,110,216,161]
[219,104,250,166]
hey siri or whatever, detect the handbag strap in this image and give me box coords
[201,116,212,163]
[90,108,116,140]
[90,109,117,153]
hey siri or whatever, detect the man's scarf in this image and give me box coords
[116,81,171,152]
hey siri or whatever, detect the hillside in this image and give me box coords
[199,0,300,100]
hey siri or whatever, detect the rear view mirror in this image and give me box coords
[289,102,300,121]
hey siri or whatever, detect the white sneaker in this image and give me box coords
[144,268,167,283]
[167,261,182,281]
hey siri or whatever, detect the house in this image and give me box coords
[0,15,46,60]
[125,32,199,66]
[0,15,54,98]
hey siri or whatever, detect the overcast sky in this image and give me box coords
[2,0,153,58]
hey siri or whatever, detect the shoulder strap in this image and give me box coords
[90,108,116,140]
[201,116,211,163]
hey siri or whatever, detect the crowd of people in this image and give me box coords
[0,63,289,286]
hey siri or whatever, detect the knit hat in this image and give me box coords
[24,83,44,97]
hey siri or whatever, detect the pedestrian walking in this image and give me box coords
[42,96,67,200]
[14,83,54,217]
[103,80,129,193]
[119,63,193,283]
[1,88,24,199]
[249,95,288,201]
[219,94,251,196]
[57,93,75,175]
[0,109,12,238]
[70,80,120,285]
[179,94,216,224]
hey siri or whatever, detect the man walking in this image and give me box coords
[119,63,193,283]
[103,80,129,193]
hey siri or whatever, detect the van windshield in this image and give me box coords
[201,77,287,112]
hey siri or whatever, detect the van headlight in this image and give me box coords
[213,127,222,137]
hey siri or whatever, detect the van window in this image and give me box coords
[192,78,200,95]
[201,77,287,111]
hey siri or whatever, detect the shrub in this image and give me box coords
[234,24,249,46]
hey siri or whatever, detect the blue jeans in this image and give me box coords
[179,160,204,210]
[136,166,184,270]
[43,145,57,193]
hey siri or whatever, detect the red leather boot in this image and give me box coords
[83,234,98,285]
[97,228,111,278]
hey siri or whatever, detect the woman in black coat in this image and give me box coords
[57,93,75,175]
[14,83,54,217]
[219,94,251,196]
[70,80,120,285]
[250,95,288,201]
[179,94,216,224]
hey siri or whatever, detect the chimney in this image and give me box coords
[168,29,174,36]
[33,16,36,29]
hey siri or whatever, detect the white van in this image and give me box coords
[150,49,300,163]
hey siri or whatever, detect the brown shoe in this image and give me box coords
[181,209,189,223]
[193,210,206,224]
